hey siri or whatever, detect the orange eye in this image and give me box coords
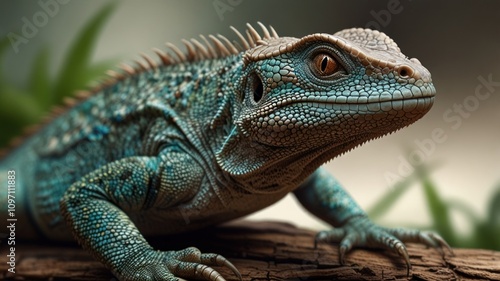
[313,53,338,76]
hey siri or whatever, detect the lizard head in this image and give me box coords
[217,24,435,188]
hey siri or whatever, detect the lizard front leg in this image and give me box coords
[293,167,451,274]
[60,149,241,281]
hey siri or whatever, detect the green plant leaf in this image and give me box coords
[82,58,119,85]
[484,187,500,249]
[445,187,500,250]
[0,4,118,149]
[446,199,480,223]
[28,47,52,109]
[52,2,115,103]
[445,198,481,249]
[367,173,416,220]
[367,162,440,220]
[487,187,500,227]
[0,87,43,146]
[0,37,10,59]
[419,168,457,245]
[0,36,12,87]
[0,37,42,147]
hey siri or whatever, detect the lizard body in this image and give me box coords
[0,23,448,280]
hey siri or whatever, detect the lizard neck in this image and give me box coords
[215,126,376,194]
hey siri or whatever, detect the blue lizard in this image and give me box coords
[0,23,449,280]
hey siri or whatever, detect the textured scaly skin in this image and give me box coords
[0,24,449,280]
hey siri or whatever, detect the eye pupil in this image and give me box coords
[313,53,338,76]
[321,56,328,72]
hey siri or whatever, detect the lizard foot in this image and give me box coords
[120,247,242,281]
[314,215,452,275]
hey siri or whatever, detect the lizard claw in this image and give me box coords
[315,216,451,276]
[166,247,242,281]
[121,247,241,281]
[200,253,242,281]
[382,228,453,257]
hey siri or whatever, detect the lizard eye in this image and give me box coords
[245,71,264,103]
[311,53,339,77]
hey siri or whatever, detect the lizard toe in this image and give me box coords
[383,227,453,256]
[118,247,240,281]
[170,262,226,281]
[315,215,453,276]
[164,247,241,281]
[200,253,242,281]
[314,228,345,248]
[315,216,415,274]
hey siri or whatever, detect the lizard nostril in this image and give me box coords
[397,65,413,79]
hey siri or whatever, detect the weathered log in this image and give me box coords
[1,220,499,280]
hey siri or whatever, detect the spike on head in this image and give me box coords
[181,39,198,61]
[246,23,262,42]
[217,34,239,55]
[199,35,218,58]
[246,29,256,47]
[209,35,231,57]
[191,38,212,59]
[269,25,279,38]
[140,52,157,69]
[134,59,148,71]
[256,22,271,39]
[165,42,186,62]
[152,47,173,65]
[119,63,135,75]
[230,25,250,50]
[106,70,124,80]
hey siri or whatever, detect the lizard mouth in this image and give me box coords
[294,96,434,113]
[245,95,434,150]
[261,83,436,115]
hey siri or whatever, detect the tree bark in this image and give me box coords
[1,220,499,280]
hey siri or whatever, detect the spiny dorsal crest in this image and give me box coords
[108,23,406,87]
[110,22,278,78]
[0,22,278,157]
[94,23,410,92]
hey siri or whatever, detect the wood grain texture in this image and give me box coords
[1,220,499,280]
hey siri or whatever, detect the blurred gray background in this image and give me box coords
[1,0,499,234]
